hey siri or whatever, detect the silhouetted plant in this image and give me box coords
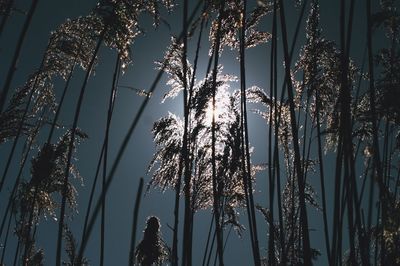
[0,70,56,145]
[91,0,174,68]
[149,69,257,212]
[208,0,271,54]
[0,77,39,145]
[294,5,357,152]
[0,0,39,112]
[44,17,98,78]
[26,248,45,266]
[14,129,87,264]
[53,2,174,263]
[150,38,267,266]
[374,1,400,124]
[135,216,169,266]
[63,227,89,266]
[1,1,400,265]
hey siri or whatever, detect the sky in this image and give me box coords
[0,0,392,265]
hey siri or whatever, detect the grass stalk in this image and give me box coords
[278,0,312,264]
[315,89,331,262]
[128,177,144,266]
[0,0,39,112]
[267,1,277,264]
[0,200,13,265]
[210,2,225,265]
[239,1,261,265]
[55,30,105,266]
[366,0,386,264]
[181,0,194,264]
[100,56,120,266]
[202,214,214,266]
[46,63,76,144]
[0,0,13,38]
[76,2,204,259]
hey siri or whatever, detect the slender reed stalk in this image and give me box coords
[46,63,76,144]
[76,2,204,259]
[345,1,369,263]
[171,156,181,265]
[279,0,312,264]
[173,3,207,265]
[100,56,120,266]
[267,1,277,264]
[0,201,13,265]
[12,236,20,266]
[0,0,39,112]
[3,107,45,265]
[129,177,144,266]
[0,36,53,194]
[210,2,225,265]
[366,0,384,263]
[0,74,39,193]
[304,0,331,261]
[79,56,119,251]
[269,1,308,263]
[358,158,371,204]
[394,170,400,199]
[20,108,48,265]
[331,0,351,262]
[374,204,380,265]
[55,30,105,266]
[212,225,233,266]
[80,141,105,247]
[331,126,344,265]
[0,114,40,241]
[0,0,13,38]
[337,0,369,264]
[315,89,331,262]
[202,214,214,266]
[269,2,286,264]
[239,1,260,265]
[0,103,45,263]
[181,0,193,264]
[7,66,78,252]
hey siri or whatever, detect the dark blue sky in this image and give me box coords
[0,0,390,265]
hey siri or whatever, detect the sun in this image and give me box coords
[205,103,215,125]
[204,97,228,126]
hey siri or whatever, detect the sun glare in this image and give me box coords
[205,103,215,125]
[204,97,228,126]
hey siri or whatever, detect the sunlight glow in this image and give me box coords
[204,95,229,126]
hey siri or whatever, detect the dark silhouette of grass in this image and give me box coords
[129,177,144,266]
[0,0,39,112]
[1,0,400,265]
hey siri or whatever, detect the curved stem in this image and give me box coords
[0,201,13,265]
[128,178,144,266]
[239,1,260,265]
[0,0,39,112]
[46,63,75,144]
[100,53,120,266]
[278,0,312,264]
[0,0,14,38]
[76,2,204,259]
[210,2,225,265]
[55,30,104,266]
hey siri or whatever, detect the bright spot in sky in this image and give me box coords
[205,103,216,125]
[204,94,229,126]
